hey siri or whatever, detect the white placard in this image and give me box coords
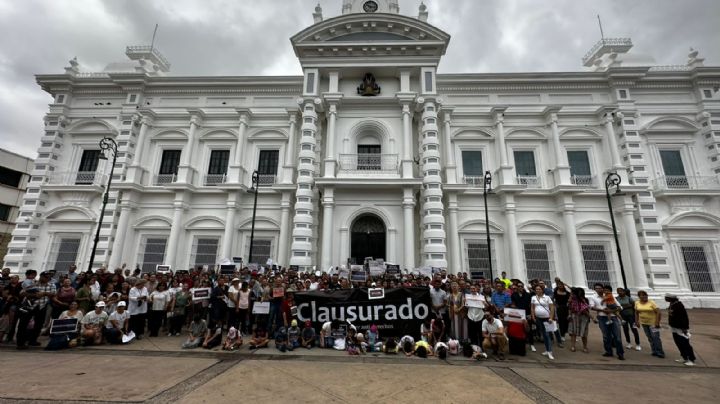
[503,308,526,323]
[252,302,270,315]
[368,288,385,300]
[191,287,211,301]
[465,294,486,309]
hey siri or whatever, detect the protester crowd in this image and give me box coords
[0,265,697,366]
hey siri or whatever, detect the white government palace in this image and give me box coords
[4,0,720,305]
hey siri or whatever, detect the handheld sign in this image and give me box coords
[220,264,236,276]
[368,288,385,300]
[191,287,211,301]
[351,265,367,283]
[49,318,79,335]
[503,308,526,323]
[331,324,347,339]
[369,261,384,276]
[272,287,285,298]
[156,264,171,274]
[465,294,486,309]
[232,257,243,264]
[470,271,485,280]
[338,267,350,279]
[289,265,300,272]
[385,264,401,277]
[252,301,270,315]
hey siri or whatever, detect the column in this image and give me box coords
[493,108,514,186]
[177,116,201,184]
[401,102,414,179]
[419,99,447,268]
[503,194,522,280]
[320,187,334,270]
[282,113,298,184]
[323,103,338,178]
[126,116,151,184]
[603,114,623,169]
[277,191,291,267]
[447,193,462,273]
[339,228,349,267]
[548,112,571,185]
[165,195,186,270]
[108,203,133,269]
[442,108,457,184]
[402,187,416,270]
[388,229,397,264]
[221,195,237,260]
[561,201,586,287]
[621,204,650,289]
[229,113,249,183]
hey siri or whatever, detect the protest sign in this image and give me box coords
[156,265,171,274]
[220,264,236,275]
[49,318,79,336]
[351,265,367,283]
[191,287,211,301]
[503,308,526,323]
[385,264,401,276]
[252,302,270,315]
[295,287,431,337]
[368,288,385,300]
[418,267,432,278]
[232,257,243,264]
[338,267,350,279]
[465,293,486,309]
[272,287,285,298]
[368,261,384,276]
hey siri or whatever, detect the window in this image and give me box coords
[568,150,592,185]
[467,240,494,280]
[257,150,279,175]
[206,150,230,185]
[159,150,181,175]
[357,144,382,171]
[56,94,65,104]
[514,151,536,176]
[76,150,100,184]
[523,241,553,284]
[192,237,220,269]
[306,72,316,94]
[139,237,168,273]
[48,235,81,273]
[679,243,717,292]
[0,166,22,188]
[424,71,433,92]
[659,150,687,186]
[248,238,273,265]
[581,243,613,288]
[462,150,483,177]
[0,203,10,221]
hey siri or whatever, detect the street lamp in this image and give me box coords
[483,170,494,281]
[87,137,118,273]
[247,170,260,264]
[605,172,628,290]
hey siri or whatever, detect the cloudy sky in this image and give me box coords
[1,0,718,159]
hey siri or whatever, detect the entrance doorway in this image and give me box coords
[350,214,386,264]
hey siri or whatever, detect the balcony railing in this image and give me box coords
[45,171,107,186]
[463,175,485,186]
[571,175,595,187]
[339,153,398,174]
[154,174,176,185]
[204,173,227,186]
[257,174,276,186]
[654,175,720,190]
[515,175,542,188]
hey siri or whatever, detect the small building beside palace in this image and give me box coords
[4,0,720,306]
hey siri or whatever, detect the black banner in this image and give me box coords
[295,287,431,338]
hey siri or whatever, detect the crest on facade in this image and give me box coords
[357,73,381,96]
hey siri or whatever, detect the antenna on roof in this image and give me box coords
[597,15,605,40]
[150,23,159,52]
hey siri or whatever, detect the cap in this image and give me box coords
[232,278,240,283]
[95,301,106,308]
[665,293,678,299]
[117,301,127,307]
[291,319,298,327]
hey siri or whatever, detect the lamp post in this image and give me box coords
[605,172,628,290]
[483,170,493,281]
[87,137,118,273]
[247,170,260,264]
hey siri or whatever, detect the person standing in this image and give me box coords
[17,271,56,349]
[590,283,625,360]
[665,293,695,366]
[553,281,570,341]
[567,287,591,353]
[530,284,555,360]
[510,282,534,352]
[148,282,170,337]
[634,290,664,358]
[448,282,466,340]
[128,280,149,339]
[466,285,486,346]
[616,288,641,351]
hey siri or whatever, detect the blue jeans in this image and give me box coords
[535,318,553,352]
[641,324,665,357]
[597,316,624,357]
[268,302,281,333]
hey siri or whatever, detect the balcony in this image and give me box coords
[463,175,485,186]
[257,174,276,186]
[515,175,542,188]
[204,173,227,186]
[45,171,107,187]
[570,175,595,187]
[154,174,176,186]
[653,175,720,191]
[338,153,399,176]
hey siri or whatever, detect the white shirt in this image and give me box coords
[227,285,239,308]
[589,294,609,317]
[107,310,130,329]
[531,295,553,319]
[150,290,170,311]
[309,282,319,291]
[482,317,504,335]
[128,286,148,315]
[90,281,101,300]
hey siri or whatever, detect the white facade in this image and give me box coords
[4,1,720,306]
[0,148,33,263]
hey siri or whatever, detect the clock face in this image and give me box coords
[363,1,378,13]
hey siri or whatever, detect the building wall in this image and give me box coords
[0,148,33,265]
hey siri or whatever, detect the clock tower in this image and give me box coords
[342,0,400,14]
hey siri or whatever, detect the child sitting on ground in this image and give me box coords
[383,337,398,354]
[300,320,316,349]
[222,326,243,351]
[275,325,290,352]
[248,322,269,349]
[287,320,301,351]
[364,324,383,352]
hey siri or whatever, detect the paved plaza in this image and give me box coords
[1,309,718,403]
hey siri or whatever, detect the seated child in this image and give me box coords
[383,337,398,354]
[202,326,222,350]
[414,339,432,358]
[400,335,415,357]
[435,341,449,360]
[364,324,383,352]
[249,322,269,349]
[346,327,360,355]
[222,326,242,351]
[287,320,301,351]
[301,320,316,349]
[275,325,289,352]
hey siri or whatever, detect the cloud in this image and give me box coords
[1,0,718,159]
